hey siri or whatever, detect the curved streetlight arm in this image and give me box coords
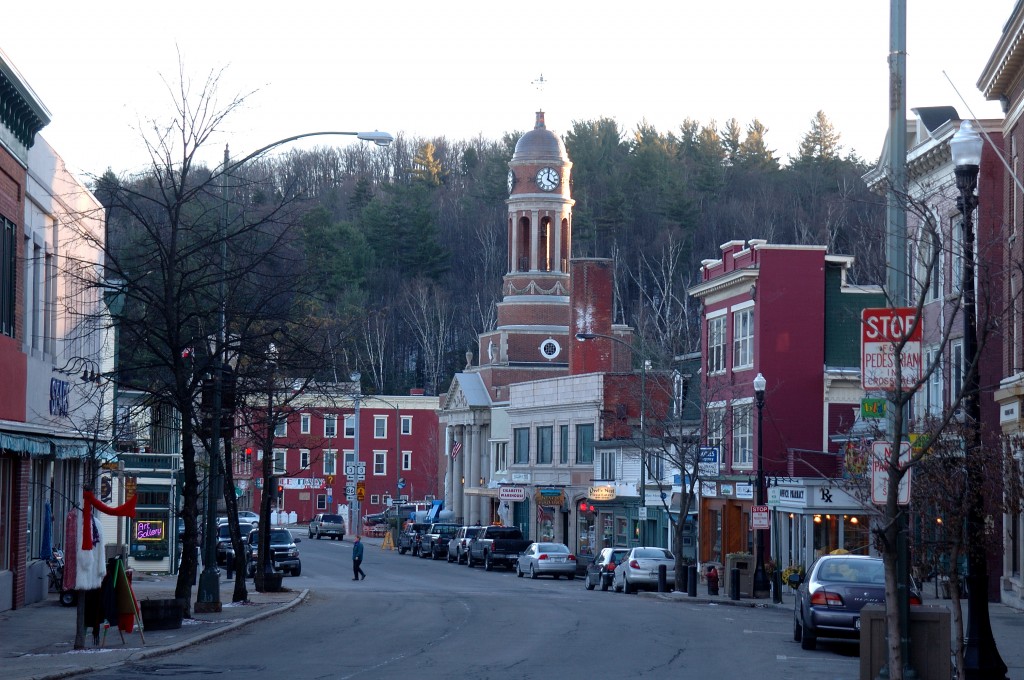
[219,130,394,177]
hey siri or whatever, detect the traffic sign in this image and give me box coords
[398,477,406,490]
[871,441,912,505]
[751,505,770,530]
[345,484,356,495]
[345,464,356,476]
[356,487,365,501]
[356,480,365,489]
[327,474,335,485]
[861,308,922,390]
[357,462,366,472]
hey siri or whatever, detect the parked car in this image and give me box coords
[467,525,532,570]
[215,521,255,566]
[216,511,259,526]
[584,547,629,591]
[613,546,676,594]
[308,513,346,540]
[790,554,921,650]
[398,522,431,556]
[420,523,460,560]
[447,526,482,564]
[515,542,577,579]
[246,527,302,577]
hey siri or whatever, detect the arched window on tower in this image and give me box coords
[539,216,553,271]
[518,216,531,271]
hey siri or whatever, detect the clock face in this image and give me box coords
[539,337,562,360]
[507,170,515,194]
[536,167,559,191]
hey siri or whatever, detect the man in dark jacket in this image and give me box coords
[352,536,366,580]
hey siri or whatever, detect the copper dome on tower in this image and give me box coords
[512,111,568,163]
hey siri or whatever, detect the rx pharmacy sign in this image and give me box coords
[861,308,922,390]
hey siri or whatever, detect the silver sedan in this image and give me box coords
[515,542,577,579]
[613,547,675,593]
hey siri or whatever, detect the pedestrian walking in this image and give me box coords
[706,565,719,596]
[352,535,366,580]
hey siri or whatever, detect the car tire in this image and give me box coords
[793,615,803,642]
[60,590,77,607]
[624,578,635,594]
[447,552,454,563]
[585,574,595,590]
[484,553,493,571]
[315,529,321,540]
[601,577,610,592]
[399,547,407,555]
[291,565,302,577]
[798,611,816,650]
[530,564,538,580]
[466,554,474,567]
[516,563,524,578]
[308,529,314,539]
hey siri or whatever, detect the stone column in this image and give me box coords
[453,426,465,523]
[466,424,479,525]
[443,425,453,510]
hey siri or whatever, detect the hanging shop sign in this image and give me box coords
[588,486,616,501]
[535,489,565,506]
[499,486,526,502]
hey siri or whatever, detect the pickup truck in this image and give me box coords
[398,522,432,556]
[466,525,532,571]
[420,523,460,560]
[308,513,346,541]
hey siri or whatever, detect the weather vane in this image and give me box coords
[532,73,546,111]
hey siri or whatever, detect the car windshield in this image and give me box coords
[323,515,342,523]
[219,523,254,539]
[250,529,293,544]
[537,543,568,553]
[634,548,672,559]
[437,526,458,536]
[816,558,884,584]
[465,528,481,537]
[489,528,522,538]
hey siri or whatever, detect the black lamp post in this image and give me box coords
[951,119,1008,680]
[752,372,770,598]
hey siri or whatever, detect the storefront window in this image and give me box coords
[536,505,555,541]
[709,509,722,563]
[578,512,594,558]
[843,515,869,554]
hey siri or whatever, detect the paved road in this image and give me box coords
[72,535,875,680]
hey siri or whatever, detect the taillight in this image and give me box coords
[909,593,922,606]
[539,554,548,560]
[606,563,616,572]
[630,560,640,569]
[810,589,844,607]
[567,554,576,561]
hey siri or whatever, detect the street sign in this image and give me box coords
[871,441,912,505]
[767,487,781,506]
[861,308,922,390]
[345,464,356,476]
[357,487,365,501]
[356,480,366,489]
[751,505,770,530]
[398,477,406,490]
[345,484,356,495]
[356,474,366,482]
[356,462,366,473]
[638,507,648,520]
[326,474,335,485]
[698,447,720,478]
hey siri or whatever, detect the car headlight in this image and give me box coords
[287,549,299,558]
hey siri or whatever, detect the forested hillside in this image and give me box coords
[102,109,885,396]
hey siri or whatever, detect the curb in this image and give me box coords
[34,589,309,680]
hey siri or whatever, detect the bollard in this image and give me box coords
[730,567,740,600]
[658,564,667,592]
[687,564,697,596]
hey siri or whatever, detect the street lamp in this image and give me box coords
[350,371,362,539]
[197,129,393,611]
[752,373,769,599]
[575,332,651,545]
[951,119,1008,679]
[356,394,404,546]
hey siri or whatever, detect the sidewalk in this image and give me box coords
[0,570,306,680]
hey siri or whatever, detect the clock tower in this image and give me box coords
[476,111,574,399]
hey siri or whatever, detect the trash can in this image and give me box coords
[726,554,754,598]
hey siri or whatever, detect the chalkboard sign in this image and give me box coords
[136,520,165,542]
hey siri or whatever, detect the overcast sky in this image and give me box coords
[2,1,1013,180]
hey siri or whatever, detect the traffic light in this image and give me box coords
[277,484,284,496]
[245,447,253,461]
[578,501,595,515]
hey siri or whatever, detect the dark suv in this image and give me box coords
[215,522,255,566]
[398,523,431,556]
[245,527,302,576]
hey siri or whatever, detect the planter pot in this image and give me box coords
[261,573,284,592]
[140,598,184,631]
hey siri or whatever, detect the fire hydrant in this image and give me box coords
[706,565,720,596]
